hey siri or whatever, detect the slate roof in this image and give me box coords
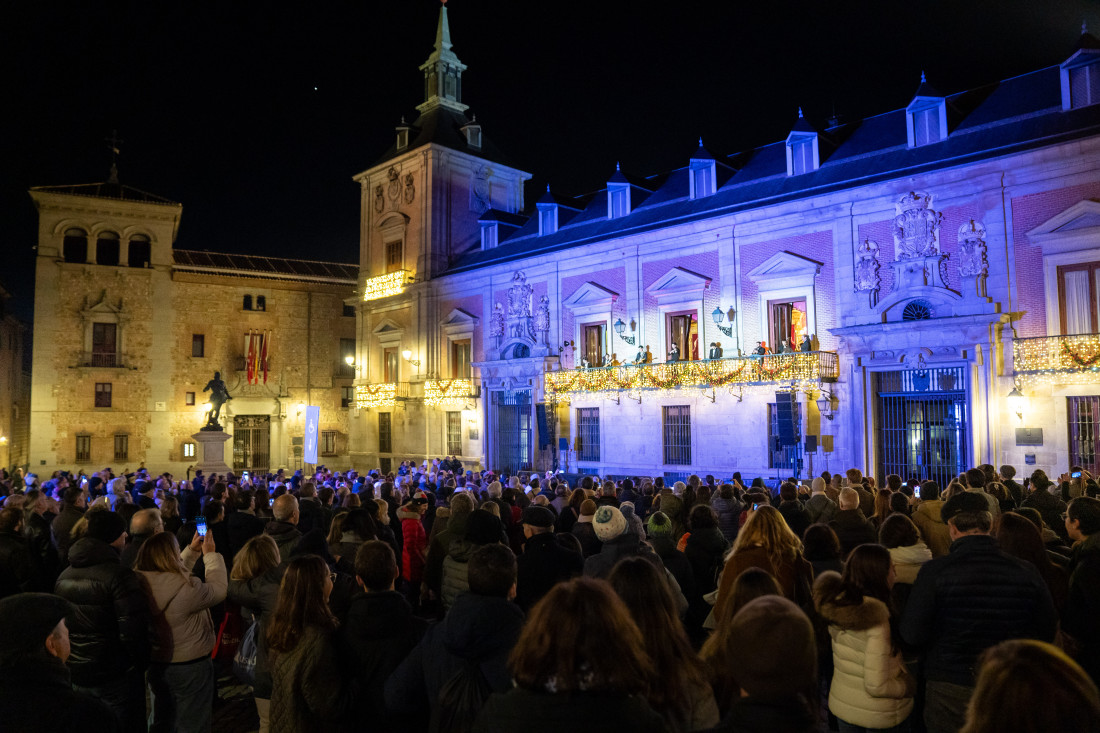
[445,61,1100,276]
[173,250,357,283]
[30,182,179,205]
[370,106,516,170]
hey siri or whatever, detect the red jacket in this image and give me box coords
[399,508,427,582]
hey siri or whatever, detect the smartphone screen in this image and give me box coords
[196,518,208,537]
[752,503,761,511]
[914,486,921,498]
[1072,471,1083,479]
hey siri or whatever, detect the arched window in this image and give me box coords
[63,228,88,263]
[902,300,934,321]
[243,295,253,310]
[128,234,151,267]
[96,231,120,266]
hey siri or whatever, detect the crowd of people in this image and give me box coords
[1,460,1099,733]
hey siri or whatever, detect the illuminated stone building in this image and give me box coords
[349,8,1100,483]
[28,180,358,476]
[0,285,30,471]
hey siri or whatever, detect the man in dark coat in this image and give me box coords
[0,507,42,597]
[296,482,325,535]
[385,544,523,729]
[515,506,583,612]
[828,488,877,558]
[1022,478,1068,542]
[776,482,811,539]
[0,592,120,733]
[265,493,304,559]
[901,491,1057,733]
[1064,496,1100,686]
[51,486,87,568]
[225,489,266,560]
[134,480,158,510]
[23,489,60,586]
[54,510,151,733]
[340,541,427,732]
[118,508,163,569]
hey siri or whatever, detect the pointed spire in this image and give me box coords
[416,0,468,114]
[434,0,453,55]
[105,130,123,184]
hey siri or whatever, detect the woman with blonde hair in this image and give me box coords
[228,534,282,732]
[373,498,398,555]
[160,494,183,536]
[135,529,226,733]
[713,504,812,618]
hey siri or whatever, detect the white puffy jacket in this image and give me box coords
[814,571,915,729]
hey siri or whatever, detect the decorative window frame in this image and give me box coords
[377,212,409,276]
[746,252,821,346]
[906,97,948,147]
[645,267,712,361]
[1061,47,1100,111]
[563,282,618,363]
[81,297,129,363]
[537,204,558,236]
[1028,200,1100,335]
[440,308,479,377]
[688,160,716,199]
[372,319,405,381]
[608,183,631,218]
[785,132,819,176]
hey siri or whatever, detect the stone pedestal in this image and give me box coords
[191,430,231,476]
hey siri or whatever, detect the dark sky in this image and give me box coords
[1,0,1095,320]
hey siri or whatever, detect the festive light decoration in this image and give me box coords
[545,351,839,398]
[424,379,476,406]
[362,270,410,301]
[354,383,397,409]
[1014,334,1100,386]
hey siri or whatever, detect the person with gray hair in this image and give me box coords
[120,508,163,569]
[828,487,876,559]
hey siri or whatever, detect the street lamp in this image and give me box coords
[712,306,735,337]
[614,317,635,346]
[1007,386,1025,421]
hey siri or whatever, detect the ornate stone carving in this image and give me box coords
[489,302,505,339]
[854,239,881,306]
[387,167,401,210]
[403,173,416,204]
[893,191,943,259]
[534,295,550,342]
[957,219,988,284]
[471,165,491,213]
[507,271,533,319]
[373,185,384,213]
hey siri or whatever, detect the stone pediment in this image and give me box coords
[746,251,822,288]
[441,308,478,326]
[1028,200,1100,240]
[644,267,711,303]
[562,282,618,312]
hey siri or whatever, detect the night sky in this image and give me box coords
[2,0,1095,321]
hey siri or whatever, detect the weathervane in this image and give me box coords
[105,129,124,184]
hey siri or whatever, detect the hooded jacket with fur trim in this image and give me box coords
[813,571,915,730]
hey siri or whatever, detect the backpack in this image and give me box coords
[432,659,492,733]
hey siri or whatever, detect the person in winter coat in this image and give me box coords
[120,508,163,569]
[54,509,151,733]
[0,592,119,733]
[515,506,583,612]
[472,576,666,733]
[583,505,664,580]
[656,491,687,542]
[646,511,701,624]
[710,484,743,543]
[0,507,42,597]
[619,501,646,540]
[265,494,305,560]
[879,514,932,585]
[339,541,427,733]
[777,482,812,539]
[327,509,376,576]
[386,544,524,731]
[570,499,602,557]
[911,481,952,557]
[814,545,916,732]
[267,555,355,733]
[228,534,283,733]
[135,530,227,733]
[398,493,429,608]
[683,505,729,596]
[805,476,839,525]
[1064,496,1100,686]
[51,486,87,568]
[424,492,474,602]
[23,488,59,586]
[440,509,502,612]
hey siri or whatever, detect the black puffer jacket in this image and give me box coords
[24,511,59,584]
[54,537,151,686]
[228,564,284,699]
[900,534,1057,686]
[0,529,42,597]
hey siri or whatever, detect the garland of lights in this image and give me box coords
[424,379,475,406]
[1014,334,1100,386]
[545,352,836,397]
[354,383,397,409]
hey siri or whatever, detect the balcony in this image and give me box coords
[78,351,129,369]
[545,351,839,399]
[1014,334,1100,385]
[334,361,356,379]
[233,356,270,373]
[424,378,479,407]
[354,382,412,409]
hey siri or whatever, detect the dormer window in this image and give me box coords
[481,221,498,249]
[538,206,558,236]
[689,139,717,199]
[906,76,948,147]
[1061,30,1100,110]
[462,118,482,148]
[396,117,412,150]
[608,186,630,218]
[785,111,819,176]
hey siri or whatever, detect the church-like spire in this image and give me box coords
[417,0,469,114]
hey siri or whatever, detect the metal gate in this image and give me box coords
[492,389,532,475]
[233,415,270,475]
[1069,396,1100,474]
[875,367,968,488]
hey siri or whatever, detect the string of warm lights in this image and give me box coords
[424,378,476,406]
[1014,334,1100,386]
[354,383,397,409]
[545,351,838,397]
[362,270,410,301]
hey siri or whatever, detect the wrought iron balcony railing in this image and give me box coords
[546,351,838,398]
[1014,333,1100,385]
[79,351,129,369]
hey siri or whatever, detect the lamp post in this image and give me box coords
[614,317,635,346]
[1007,386,1025,421]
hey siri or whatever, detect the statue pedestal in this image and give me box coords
[191,430,231,476]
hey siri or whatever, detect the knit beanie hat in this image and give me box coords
[592,505,627,542]
[646,511,672,538]
[940,491,990,523]
[811,476,825,494]
[727,596,816,703]
[0,593,73,665]
[580,499,597,517]
[465,509,502,545]
[85,510,127,544]
[620,501,637,522]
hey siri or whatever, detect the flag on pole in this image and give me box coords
[261,330,269,384]
[246,330,256,384]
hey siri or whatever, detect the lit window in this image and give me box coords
[183,442,196,458]
[1059,262,1100,334]
[185,392,196,406]
[582,323,605,367]
[609,186,629,218]
[451,340,472,378]
[446,412,462,455]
